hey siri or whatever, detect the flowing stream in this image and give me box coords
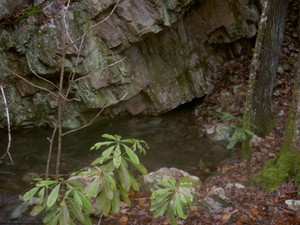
[0,106,231,196]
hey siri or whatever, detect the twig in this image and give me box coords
[73,57,126,82]
[90,0,120,29]
[0,85,13,164]
[46,126,57,178]
[4,66,59,97]
[97,214,103,225]
[62,92,128,136]
[27,59,59,90]
[64,0,120,49]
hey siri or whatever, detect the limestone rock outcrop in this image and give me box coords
[0,0,260,128]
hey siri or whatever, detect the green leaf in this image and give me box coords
[167,208,178,225]
[101,145,116,161]
[158,178,176,188]
[111,191,121,213]
[91,157,105,166]
[227,138,238,149]
[47,184,61,208]
[104,173,117,191]
[70,200,85,223]
[119,161,131,192]
[130,161,148,174]
[46,214,60,225]
[105,182,114,200]
[129,172,139,191]
[244,129,255,136]
[151,188,171,197]
[150,196,169,213]
[36,180,58,187]
[78,192,93,214]
[37,187,45,204]
[43,210,58,224]
[120,186,131,206]
[73,190,83,208]
[83,216,93,225]
[85,176,100,199]
[22,187,40,201]
[102,134,118,140]
[152,199,169,217]
[31,204,45,216]
[123,144,140,164]
[90,141,113,150]
[59,202,70,225]
[95,191,111,216]
[113,144,121,168]
[174,194,187,219]
[66,179,84,190]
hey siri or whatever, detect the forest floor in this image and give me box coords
[98,2,300,225]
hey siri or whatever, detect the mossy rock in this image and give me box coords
[254,150,300,191]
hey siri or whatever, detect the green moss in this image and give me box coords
[254,150,300,191]
[13,5,42,24]
[73,3,90,26]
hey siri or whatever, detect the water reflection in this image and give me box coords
[0,108,231,195]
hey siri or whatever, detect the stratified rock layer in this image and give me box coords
[0,0,260,128]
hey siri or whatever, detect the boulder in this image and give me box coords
[141,167,200,192]
[201,187,232,212]
[204,123,231,141]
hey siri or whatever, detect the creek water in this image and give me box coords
[0,107,231,196]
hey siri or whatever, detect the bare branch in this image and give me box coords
[90,0,120,29]
[5,66,59,97]
[0,85,13,165]
[46,126,57,178]
[27,59,59,90]
[62,91,128,136]
[74,56,126,82]
[64,0,120,49]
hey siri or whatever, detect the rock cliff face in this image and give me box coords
[0,0,260,128]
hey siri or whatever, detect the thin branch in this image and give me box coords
[27,59,59,90]
[90,0,120,29]
[55,0,68,175]
[6,66,79,102]
[73,57,126,82]
[5,66,59,97]
[64,0,120,49]
[62,91,128,136]
[0,85,13,164]
[46,126,57,178]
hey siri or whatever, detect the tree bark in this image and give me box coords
[250,0,288,136]
[281,2,300,151]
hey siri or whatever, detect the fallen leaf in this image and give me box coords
[118,216,128,225]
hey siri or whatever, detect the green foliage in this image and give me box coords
[22,178,93,225]
[13,5,43,24]
[150,178,196,225]
[22,134,149,224]
[221,112,255,150]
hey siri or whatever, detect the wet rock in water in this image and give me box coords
[0,195,37,220]
[141,167,200,192]
[200,187,232,212]
[204,123,231,141]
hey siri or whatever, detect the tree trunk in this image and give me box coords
[255,17,300,190]
[242,0,288,156]
[250,0,288,136]
[281,2,300,151]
